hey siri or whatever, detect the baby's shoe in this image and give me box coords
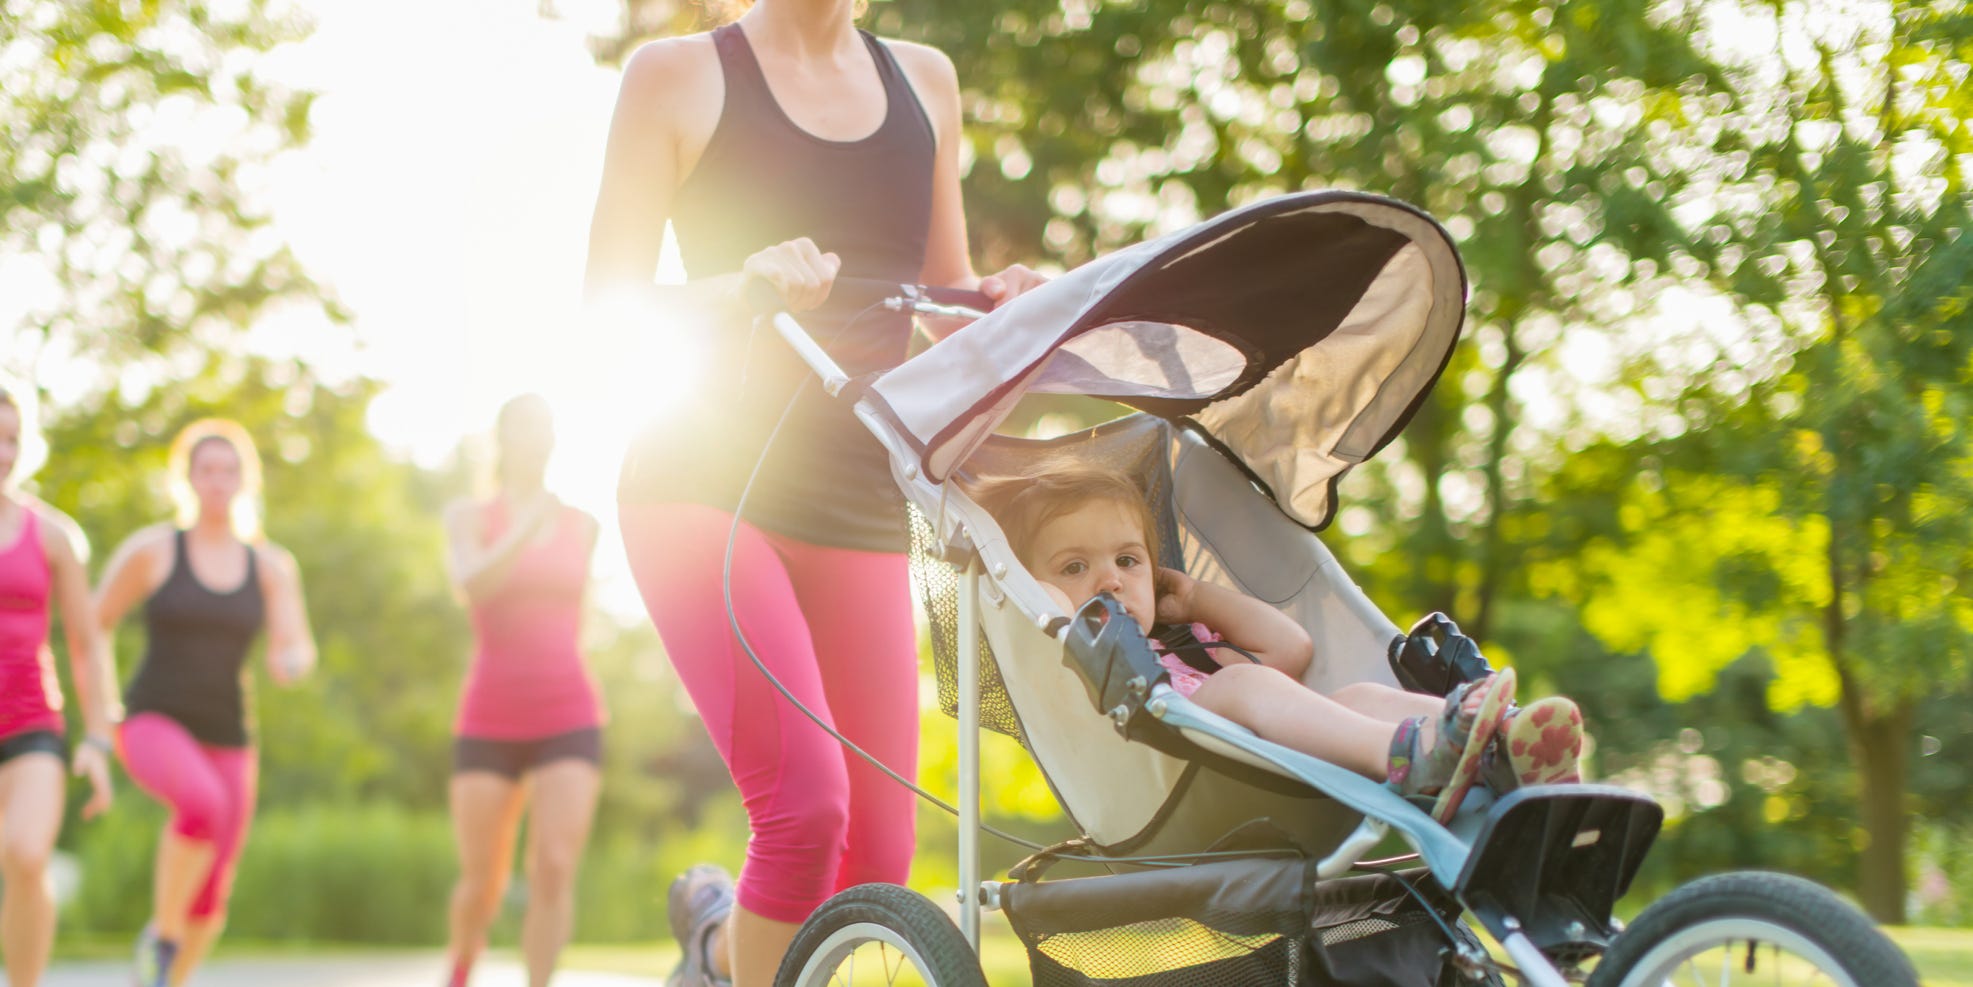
[1485,696,1585,792]
[1388,668,1517,823]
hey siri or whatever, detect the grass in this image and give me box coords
[1889,927,1973,987]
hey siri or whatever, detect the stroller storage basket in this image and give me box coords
[1000,858,1471,987]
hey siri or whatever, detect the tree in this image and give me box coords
[1561,0,1973,922]
[2,0,334,375]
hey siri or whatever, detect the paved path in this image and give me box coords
[36,956,660,986]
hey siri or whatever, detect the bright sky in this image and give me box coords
[259,0,676,614]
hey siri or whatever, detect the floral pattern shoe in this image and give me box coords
[1388,668,1517,823]
[1486,695,1585,792]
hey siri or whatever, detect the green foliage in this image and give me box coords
[62,800,694,944]
[226,804,456,943]
[1,0,338,372]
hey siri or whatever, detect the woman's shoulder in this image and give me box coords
[251,539,301,584]
[443,496,490,523]
[116,522,178,557]
[621,32,724,95]
[875,37,958,90]
[561,503,601,542]
[16,494,89,565]
[102,522,177,577]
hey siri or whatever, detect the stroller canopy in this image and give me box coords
[867,190,1467,530]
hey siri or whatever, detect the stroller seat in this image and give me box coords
[915,413,1412,861]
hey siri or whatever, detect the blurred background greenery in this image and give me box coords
[4,0,1969,951]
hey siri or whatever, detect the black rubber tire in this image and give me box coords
[774,883,990,987]
[1585,871,1917,987]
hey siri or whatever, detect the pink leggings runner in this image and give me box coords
[621,503,919,924]
[117,713,258,920]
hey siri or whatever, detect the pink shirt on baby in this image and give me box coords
[1152,622,1221,698]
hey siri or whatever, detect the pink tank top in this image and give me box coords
[456,502,603,739]
[0,510,62,740]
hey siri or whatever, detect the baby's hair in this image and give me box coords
[967,461,1159,573]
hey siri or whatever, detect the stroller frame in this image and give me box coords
[765,302,1643,987]
[749,192,1915,987]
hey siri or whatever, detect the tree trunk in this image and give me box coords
[1841,695,1913,924]
[1408,395,1459,616]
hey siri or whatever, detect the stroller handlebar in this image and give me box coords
[751,276,994,398]
[744,275,994,318]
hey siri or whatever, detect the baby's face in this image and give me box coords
[1025,499,1156,632]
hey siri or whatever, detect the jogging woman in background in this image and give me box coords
[94,419,316,987]
[583,0,1043,983]
[441,393,604,987]
[0,381,116,987]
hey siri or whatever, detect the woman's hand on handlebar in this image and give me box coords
[979,263,1047,308]
[743,237,840,312]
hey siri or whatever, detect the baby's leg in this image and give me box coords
[1329,681,1443,725]
[1188,663,1394,778]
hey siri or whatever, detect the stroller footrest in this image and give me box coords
[1456,784,1663,952]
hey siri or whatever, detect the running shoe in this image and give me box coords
[666,863,735,987]
[131,923,175,987]
[1486,695,1585,791]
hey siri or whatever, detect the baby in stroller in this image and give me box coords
[972,461,1585,823]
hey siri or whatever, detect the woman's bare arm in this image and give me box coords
[33,501,112,736]
[584,38,752,313]
[37,502,115,817]
[258,542,316,684]
[444,497,557,604]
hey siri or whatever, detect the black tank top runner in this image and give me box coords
[617,23,936,553]
[124,531,266,747]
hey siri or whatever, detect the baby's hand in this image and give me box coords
[1155,567,1197,625]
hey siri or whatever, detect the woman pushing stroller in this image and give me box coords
[972,463,1586,823]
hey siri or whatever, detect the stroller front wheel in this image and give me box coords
[1584,871,1916,987]
[775,883,989,987]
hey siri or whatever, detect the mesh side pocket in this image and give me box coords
[909,505,1027,745]
[1028,915,1306,986]
[1003,858,1315,987]
[1004,860,1460,987]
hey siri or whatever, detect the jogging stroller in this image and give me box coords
[745,191,1917,987]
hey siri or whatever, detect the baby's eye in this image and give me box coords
[1060,560,1087,576]
[1117,554,1141,568]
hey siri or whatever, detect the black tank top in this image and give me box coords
[124,531,266,747]
[617,23,936,553]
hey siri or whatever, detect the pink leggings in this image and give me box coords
[117,713,258,920]
[621,503,919,924]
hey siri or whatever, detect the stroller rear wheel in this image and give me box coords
[775,883,989,987]
[1584,871,1916,987]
